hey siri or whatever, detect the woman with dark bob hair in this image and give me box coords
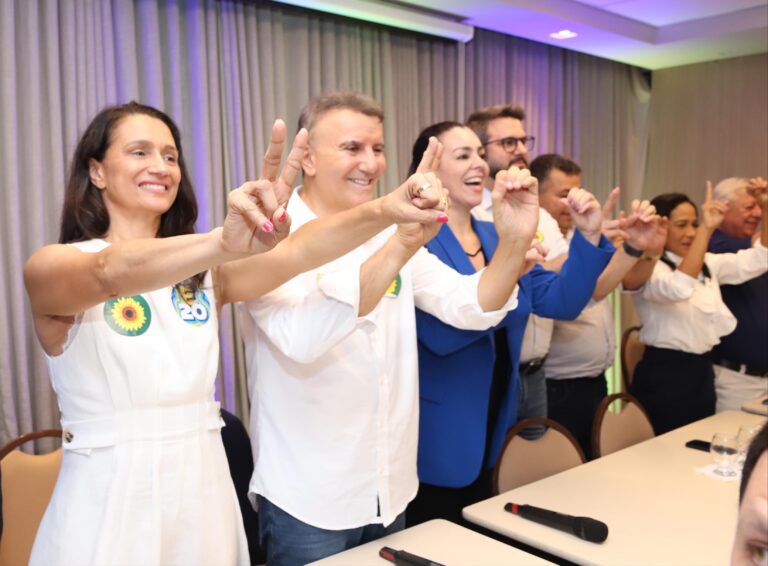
[24,101,446,565]
[404,121,624,525]
[630,186,767,435]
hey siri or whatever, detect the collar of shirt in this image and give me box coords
[665,250,683,265]
[663,250,710,283]
[287,185,316,229]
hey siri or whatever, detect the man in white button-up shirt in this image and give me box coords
[239,91,539,565]
[531,153,658,458]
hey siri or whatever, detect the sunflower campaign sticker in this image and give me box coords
[385,274,402,298]
[171,285,211,326]
[104,296,151,336]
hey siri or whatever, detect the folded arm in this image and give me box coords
[243,271,361,364]
[218,172,446,305]
[481,165,540,310]
[531,230,615,317]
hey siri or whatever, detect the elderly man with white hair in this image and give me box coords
[709,176,768,411]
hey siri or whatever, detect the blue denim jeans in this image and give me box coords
[516,366,548,439]
[258,496,406,566]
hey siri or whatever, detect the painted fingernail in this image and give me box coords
[437,213,449,223]
[262,221,274,233]
[278,209,287,222]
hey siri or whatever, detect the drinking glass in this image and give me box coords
[736,425,762,469]
[710,433,738,477]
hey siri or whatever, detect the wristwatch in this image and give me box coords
[641,251,662,261]
[622,241,643,258]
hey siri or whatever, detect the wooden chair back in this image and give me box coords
[592,393,655,458]
[621,325,644,391]
[0,430,62,566]
[492,418,586,495]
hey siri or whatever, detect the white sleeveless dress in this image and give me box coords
[29,239,249,566]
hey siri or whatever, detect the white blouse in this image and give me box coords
[633,242,768,354]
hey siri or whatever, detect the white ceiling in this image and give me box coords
[394,0,768,70]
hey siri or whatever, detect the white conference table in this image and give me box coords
[309,518,554,565]
[463,410,767,566]
[742,395,768,416]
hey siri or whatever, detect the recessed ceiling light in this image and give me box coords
[550,29,578,40]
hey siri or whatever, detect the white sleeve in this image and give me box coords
[638,261,698,303]
[538,209,569,260]
[411,247,518,330]
[706,241,768,285]
[242,266,364,363]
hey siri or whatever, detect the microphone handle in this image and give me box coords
[505,503,608,543]
[517,504,580,536]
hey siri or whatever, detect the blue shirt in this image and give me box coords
[709,229,768,370]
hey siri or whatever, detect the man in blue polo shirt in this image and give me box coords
[710,176,768,411]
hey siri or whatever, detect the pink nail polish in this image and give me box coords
[262,221,274,233]
[278,210,287,222]
[437,213,449,223]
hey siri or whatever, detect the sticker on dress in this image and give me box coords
[104,295,152,336]
[385,274,402,298]
[171,285,211,325]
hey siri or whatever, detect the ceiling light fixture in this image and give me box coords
[549,29,578,40]
[270,0,474,43]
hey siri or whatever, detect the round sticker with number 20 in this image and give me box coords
[172,285,211,326]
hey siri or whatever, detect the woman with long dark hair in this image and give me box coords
[24,101,446,565]
[404,121,622,525]
[630,186,767,434]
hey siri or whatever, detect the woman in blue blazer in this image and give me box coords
[406,122,614,525]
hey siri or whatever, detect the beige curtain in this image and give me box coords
[0,0,650,448]
[645,53,768,202]
[615,53,768,332]
[461,34,651,209]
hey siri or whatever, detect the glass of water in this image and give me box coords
[710,433,738,477]
[736,425,762,469]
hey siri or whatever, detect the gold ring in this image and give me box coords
[440,195,449,208]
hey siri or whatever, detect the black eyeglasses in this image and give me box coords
[484,136,535,153]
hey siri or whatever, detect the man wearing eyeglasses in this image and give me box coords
[468,105,533,173]
[467,105,570,438]
[466,106,567,260]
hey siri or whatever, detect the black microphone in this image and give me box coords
[379,546,445,566]
[504,502,609,543]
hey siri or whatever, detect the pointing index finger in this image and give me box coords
[261,119,287,182]
[276,128,308,196]
[602,187,620,219]
[416,137,442,174]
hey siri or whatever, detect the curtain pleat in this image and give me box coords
[645,53,768,202]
